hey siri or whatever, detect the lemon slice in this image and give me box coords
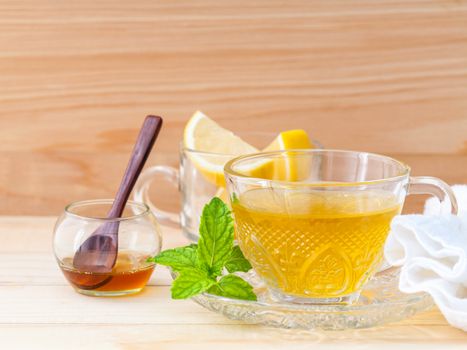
[184,111,314,197]
[183,111,259,187]
[263,129,314,151]
[263,129,313,181]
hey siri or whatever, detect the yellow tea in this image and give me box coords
[232,188,401,299]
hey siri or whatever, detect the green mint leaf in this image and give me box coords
[208,274,257,301]
[150,244,198,272]
[225,246,252,273]
[197,197,234,277]
[171,268,215,299]
[148,198,257,302]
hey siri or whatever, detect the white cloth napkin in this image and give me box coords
[384,185,467,331]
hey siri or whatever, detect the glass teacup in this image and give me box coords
[224,150,457,304]
[134,132,319,241]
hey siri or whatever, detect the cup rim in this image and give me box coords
[64,199,151,222]
[224,149,411,187]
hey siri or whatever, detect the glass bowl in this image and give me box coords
[53,199,162,296]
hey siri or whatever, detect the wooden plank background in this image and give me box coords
[0,0,466,215]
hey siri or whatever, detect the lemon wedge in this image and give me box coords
[184,111,314,194]
[263,129,313,181]
[183,111,259,187]
[263,129,314,151]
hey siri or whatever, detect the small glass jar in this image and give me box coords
[53,199,162,296]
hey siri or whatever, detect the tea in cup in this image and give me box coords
[224,150,457,304]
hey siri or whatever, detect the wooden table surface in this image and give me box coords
[0,216,466,349]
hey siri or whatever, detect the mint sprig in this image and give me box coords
[197,197,234,276]
[171,269,215,299]
[152,244,198,271]
[225,246,252,273]
[208,274,255,300]
[148,197,256,301]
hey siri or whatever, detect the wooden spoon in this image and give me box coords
[73,115,163,285]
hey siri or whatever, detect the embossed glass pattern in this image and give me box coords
[232,190,400,301]
[188,268,433,330]
[225,150,457,305]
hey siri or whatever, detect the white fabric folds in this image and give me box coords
[385,185,467,331]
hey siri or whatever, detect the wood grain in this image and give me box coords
[0,217,466,349]
[0,0,466,215]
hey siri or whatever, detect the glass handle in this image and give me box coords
[408,176,458,215]
[133,165,181,225]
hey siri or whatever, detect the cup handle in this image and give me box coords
[408,176,458,215]
[133,165,181,225]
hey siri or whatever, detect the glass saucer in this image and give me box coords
[189,267,433,330]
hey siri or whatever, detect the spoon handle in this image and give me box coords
[108,115,163,218]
